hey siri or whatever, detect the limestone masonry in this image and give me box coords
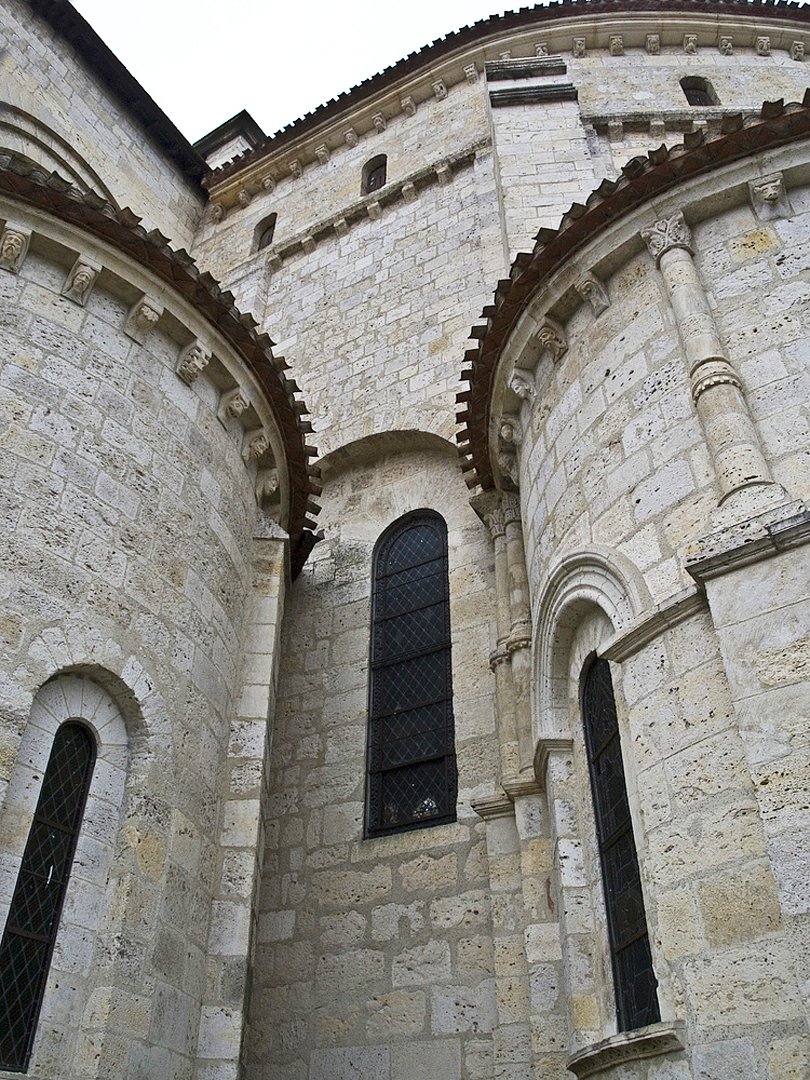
[1,1,810,1078]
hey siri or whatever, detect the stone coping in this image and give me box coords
[456,95,810,491]
[686,502,810,581]
[567,1021,686,1078]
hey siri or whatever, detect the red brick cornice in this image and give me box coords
[0,154,321,551]
[456,94,810,491]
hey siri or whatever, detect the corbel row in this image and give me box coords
[0,221,303,522]
[209,72,475,220]
[257,137,489,274]
[570,32,804,59]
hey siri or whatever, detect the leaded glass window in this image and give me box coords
[0,722,96,1072]
[582,658,660,1032]
[366,512,457,836]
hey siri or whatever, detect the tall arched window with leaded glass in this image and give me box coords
[366,511,457,836]
[581,657,660,1031]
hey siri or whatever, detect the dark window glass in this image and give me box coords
[582,658,660,1032]
[366,512,456,836]
[362,155,387,195]
[681,77,718,106]
[0,723,96,1072]
[256,213,277,251]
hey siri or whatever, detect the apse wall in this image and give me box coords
[0,199,286,1079]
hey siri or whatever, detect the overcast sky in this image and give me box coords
[71,0,522,144]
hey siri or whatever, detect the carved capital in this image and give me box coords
[125,296,163,343]
[641,212,694,264]
[572,37,586,58]
[485,506,507,540]
[177,341,210,385]
[535,317,567,363]
[0,224,30,273]
[62,257,100,305]
[645,34,660,55]
[433,79,448,101]
[718,35,733,55]
[242,429,269,463]
[575,273,609,316]
[749,172,792,221]
[683,34,698,54]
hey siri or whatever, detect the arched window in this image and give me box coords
[255,213,277,252]
[366,511,456,836]
[581,657,660,1032]
[680,76,718,106]
[0,722,96,1072]
[362,155,387,195]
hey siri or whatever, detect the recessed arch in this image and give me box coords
[254,212,277,252]
[362,154,387,195]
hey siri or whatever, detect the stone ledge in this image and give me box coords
[567,1021,686,1079]
[601,586,706,662]
[486,56,567,81]
[490,84,578,107]
[686,502,810,582]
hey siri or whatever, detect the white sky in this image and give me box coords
[71,0,526,144]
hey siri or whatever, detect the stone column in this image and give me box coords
[503,493,534,773]
[483,499,520,781]
[641,211,787,519]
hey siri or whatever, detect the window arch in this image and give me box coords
[366,511,457,836]
[0,721,96,1072]
[362,154,387,195]
[581,657,660,1032]
[680,76,718,106]
[255,212,277,252]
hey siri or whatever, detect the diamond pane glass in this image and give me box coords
[367,513,456,836]
[0,722,95,1072]
[582,659,659,1033]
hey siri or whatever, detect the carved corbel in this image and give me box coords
[575,273,609,316]
[289,159,303,180]
[756,36,770,56]
[125,295,163,343]
[256,467,280,514]
[535,42,549,57]
[435,164,452,186]
[535,317,567,363]
[344,128,359,148]
[646,34,660,54]
[242,429,269,463]
[262,175,277,193]
[572,37,586,58]
[401,182,418,204]
[372,113,387,133]
[432,79,448,101]
[218,387,251,426]
[209,201,225,223]
[463,64,478,83]
[609,35,624,56]
[314,145,330,164]
[718,36,733,55]
[62,257,101,305]
[176,340,211,386]
[683,34,698,54]
[237,189,252,209]
[0,224,30,273]
[510,369,536,402]
[749,172,792,221]
[792,41,805,61]
[367,201,382,221]
[401,95,417,115]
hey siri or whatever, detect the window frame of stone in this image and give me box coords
[581,656,660,1033]
[680,75,719,106]
[361,154,387,196]
[365,510,458,837]
[0,721,97,1073]
[254,213,277,252]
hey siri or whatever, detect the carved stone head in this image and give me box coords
[749,173,792,220]
[0,227,29,273]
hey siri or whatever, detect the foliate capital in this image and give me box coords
[502,492,522,527]
[641,212,694,264]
